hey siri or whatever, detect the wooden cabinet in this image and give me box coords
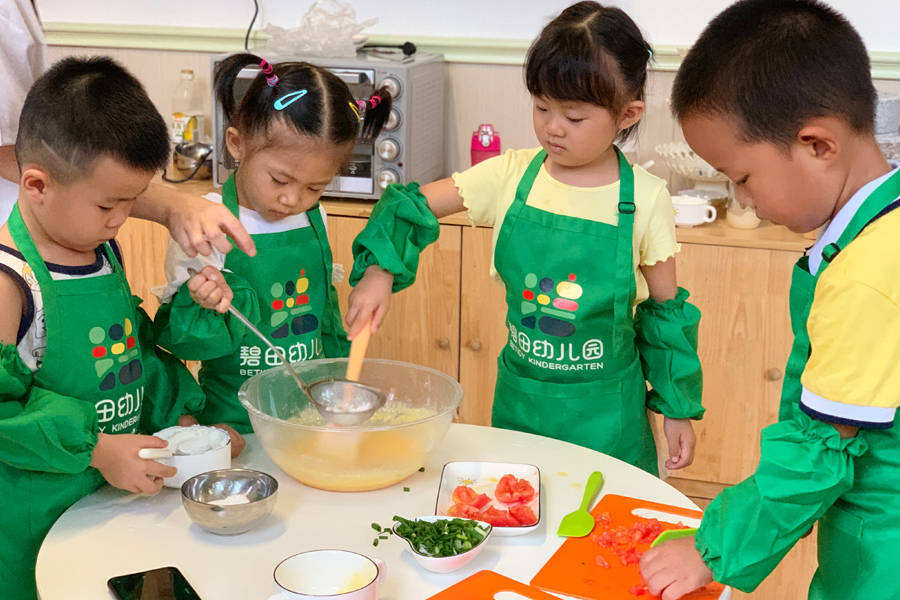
[667,242,798,485]
[327,216,461,378]
[458,227,509,425]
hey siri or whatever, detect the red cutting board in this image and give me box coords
[530,494,727,600]
[427,570,560,599]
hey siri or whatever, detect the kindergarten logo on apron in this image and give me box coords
[88,317,144,433]
[508,271,605,371]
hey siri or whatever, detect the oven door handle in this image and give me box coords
[331,69,368,84]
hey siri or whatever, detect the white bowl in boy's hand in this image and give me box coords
[141,425,231,488]
[391,515,493,573]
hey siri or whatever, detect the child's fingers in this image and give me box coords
[372,304,387,332]
[146,460,177,479]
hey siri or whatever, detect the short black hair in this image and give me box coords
[525,1,653,142]
[215,53,392,148]
[672,0,876,147]
[15,56,170,183]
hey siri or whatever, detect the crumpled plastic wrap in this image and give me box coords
[263,0,377,58]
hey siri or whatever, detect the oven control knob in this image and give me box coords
[379,77,402,99]
[377,169,399,190]
[377,138,401,161]
[385,109,401,131]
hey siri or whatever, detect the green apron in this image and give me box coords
[778,170,900,599]
[197,174,347,432]
[1,205,147,600]
[491,149,657,474]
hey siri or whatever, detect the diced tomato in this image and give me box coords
[452,485,491,509]
[446,502,481,519]
[594,511,612,528]
[619,547,642,566]
[629,583,649,596]
[479,506,520,527]
[595,554,609,568]
[495,474,536,504]
[509,504,538,526]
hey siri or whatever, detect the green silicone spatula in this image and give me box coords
[557,471,604,537]
[650,527,699,548]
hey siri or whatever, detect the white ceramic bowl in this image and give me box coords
[392,516,492,574]
[149,426,232,488]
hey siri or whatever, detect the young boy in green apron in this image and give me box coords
[152,54,393,434]
[346,2,705,476]
[0,57,213,600]
[639,2,900,599]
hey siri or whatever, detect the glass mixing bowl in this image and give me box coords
[239,358,462,492]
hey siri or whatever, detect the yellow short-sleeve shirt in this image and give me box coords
[451,147,679,304]
[801,206,900,428]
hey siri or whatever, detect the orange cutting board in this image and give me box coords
[530,494,727,599]
[427,570,561,599]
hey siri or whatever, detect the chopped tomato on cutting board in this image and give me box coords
[530,494,726,600]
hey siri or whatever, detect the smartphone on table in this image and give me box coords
[107,566,201,600]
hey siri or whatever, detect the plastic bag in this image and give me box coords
[263,0,377,58]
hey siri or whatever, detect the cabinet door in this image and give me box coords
[327,215,461,379]
[116,217,171,317]
[670,243,798,485]
[458,227,509,426]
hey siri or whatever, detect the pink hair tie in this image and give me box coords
[368,95,382,109]
[260,58,279,87]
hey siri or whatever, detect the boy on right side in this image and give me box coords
[639,1,900,599]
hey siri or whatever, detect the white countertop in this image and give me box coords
[36,424,700,599]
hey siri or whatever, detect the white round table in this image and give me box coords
[37,424,699,599]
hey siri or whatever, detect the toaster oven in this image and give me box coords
[211,52,445,199]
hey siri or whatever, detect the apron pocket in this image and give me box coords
[493,354,632,456]
[813,504,863,596]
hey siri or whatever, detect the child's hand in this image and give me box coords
[663,417,696,470]
[211,423,246,458]
[345,266,394,339]
[639,536,714,600]
[177,414,200,427]
[165,190,256,258]
[89,433,176,495]
[187,265,233,313]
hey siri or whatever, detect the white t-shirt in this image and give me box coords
[0,0,45,217]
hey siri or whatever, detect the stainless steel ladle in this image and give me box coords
[189,268,386,425]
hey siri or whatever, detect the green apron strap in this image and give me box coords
[819,168,900,267]
[612,147,636,352]
[494,150,547,256]
[7,204,125,283]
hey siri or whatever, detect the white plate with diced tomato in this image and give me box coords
[434,461,540,536]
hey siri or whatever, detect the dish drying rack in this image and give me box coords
[655,142,730,200]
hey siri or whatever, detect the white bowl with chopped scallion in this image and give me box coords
[388,515,492,573]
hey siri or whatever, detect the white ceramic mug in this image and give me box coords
[269,550,386,600]
[672,195,717,227]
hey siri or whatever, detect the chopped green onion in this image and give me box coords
[392,516,490,558]
[418,467,425,472]
[403,487,410,492]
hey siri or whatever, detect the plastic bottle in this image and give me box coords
[171,69,205,145]
[471,124,501,166]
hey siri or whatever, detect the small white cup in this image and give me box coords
[672,195,717,227]
[269,550,386,600]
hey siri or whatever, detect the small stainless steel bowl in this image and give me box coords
[181,468,278,535]
[172,141,213,180]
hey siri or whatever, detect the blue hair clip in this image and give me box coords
[274,89,308,111]
[648,48,653,60]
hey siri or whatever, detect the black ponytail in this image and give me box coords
[214,52,393,147]
[359,85,393,142]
